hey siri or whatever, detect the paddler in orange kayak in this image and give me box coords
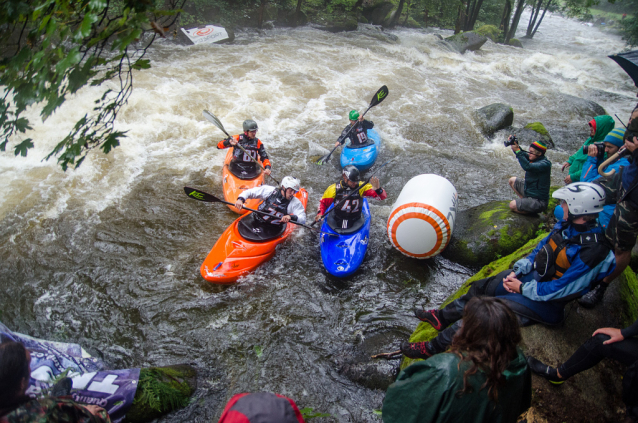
[235,176,306,240]
[217,119,272,179]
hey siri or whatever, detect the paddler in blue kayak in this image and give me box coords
[315,165,387,230]
[334,110,375,148]
[235,176,306,240]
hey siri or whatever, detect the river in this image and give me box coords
[0,10,635,422]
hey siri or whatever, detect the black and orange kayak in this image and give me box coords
[222,148,265,214]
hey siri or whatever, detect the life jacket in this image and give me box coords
[534,227,607,282]
[333,180,364,225]
[254,189,290,226]
[349,122,370,147]
[229,134,262,178]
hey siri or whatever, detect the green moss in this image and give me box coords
[478,203,510,221]
[474,24,500,41]
[620,267,638,328]
[401,232,549,369]
[524,122,549,137]
[125,366,196,423]
[508,38,523,48]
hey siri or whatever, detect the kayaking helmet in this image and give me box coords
[349,110,359,121]
[281,176,300,192]
[243,119,258,132]
[552,182,605,216]
[342,165,360,183]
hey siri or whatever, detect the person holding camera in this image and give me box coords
[578,128,630,229]
[560,115,615,184]
[507,136,551,214]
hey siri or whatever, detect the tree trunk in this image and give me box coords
[403,0,413,25]
[258,0,267,29]
[500,0,512,38]
[525,0,543,38]
[462,0,473,31]
[530,0,552,38]
[466,0,485,31]
[455,3,465,34]
[389,0,406,27]
[424,7,429,27]
[505,0,525,44]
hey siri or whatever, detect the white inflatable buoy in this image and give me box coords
[387,174,457,259]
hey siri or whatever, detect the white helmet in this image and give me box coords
[553,182,605,216]
[281,176,300,192]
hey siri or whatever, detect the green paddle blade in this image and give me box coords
[184,187,221,203]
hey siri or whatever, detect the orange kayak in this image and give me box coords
[200,189,309,284]
[222,148,265,214]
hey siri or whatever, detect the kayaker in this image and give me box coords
[235,176,306,238]
[217,119,272,179]
[334,110,374,148]
[315,165,387,230]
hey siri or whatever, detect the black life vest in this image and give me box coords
[534,229,606,282]
[333,181,364,225]
[349,122,369,147]
[229,134,262,178]
[254,189,290,226]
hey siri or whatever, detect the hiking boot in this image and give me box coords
[526,356,564,385]
[578,283,608,309]
[414,308,445,330]
[400,341,434,359]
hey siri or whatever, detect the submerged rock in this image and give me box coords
[444,31,488,54]
[402,236,637,422]
[357,24,399,43]
[555,93,607,120]
[474,103,514,135]
[442,200,544,268]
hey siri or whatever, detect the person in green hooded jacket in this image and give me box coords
[382,297,531,423]
[561,115,615,184]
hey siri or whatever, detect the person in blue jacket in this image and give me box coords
[401,182,616,359]
[556,127,629,229]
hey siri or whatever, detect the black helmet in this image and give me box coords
[342,165,360,183]
[243,119,258,132]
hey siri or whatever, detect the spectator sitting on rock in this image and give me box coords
[382,297,531,423]
[507,136,551,215]
[0,340,111,423]
[561,115,615,184]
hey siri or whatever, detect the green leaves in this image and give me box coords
[0,0,185,170]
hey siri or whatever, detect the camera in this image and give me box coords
[583,142,605,158]
[504,135,518,147]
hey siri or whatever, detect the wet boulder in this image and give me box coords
[401,238,637,422]
[508,38,523,48]
[474,103,514,135]
[363,1,395,26]
[333,331,401,391]
[442,200,544,268]
[357,24,399,43]
[312,16,359,32]
[444,31,488,54]
[554,93,607,120]
[501,122,554,149]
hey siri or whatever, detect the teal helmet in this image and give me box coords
[349,110,359,121]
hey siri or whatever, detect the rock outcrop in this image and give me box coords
[502,121,554,149]
[474,103,514,135]
[444,31,488,54]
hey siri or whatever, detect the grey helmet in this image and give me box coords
[243,119,258,132]
[342,165,360,183]
[553,182,605,216]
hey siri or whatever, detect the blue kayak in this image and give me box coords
[320,198,371,277]
[340,128,381,171]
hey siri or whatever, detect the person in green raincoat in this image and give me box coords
[382,297,531,423]
[561,115,615,184]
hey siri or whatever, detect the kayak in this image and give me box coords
[320,198,371,277]
[200,189,309,284]
[340,128,381,171]
[222,148,265,214]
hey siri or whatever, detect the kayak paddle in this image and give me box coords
[184,187,337,236]
[203,110,281,185]
[316,85,389,166]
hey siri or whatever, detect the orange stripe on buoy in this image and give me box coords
[387,202,452,258]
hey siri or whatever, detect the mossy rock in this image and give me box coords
[362,1,394,26]
[474,103,514,135]
[444,31,488,54]
[508,38,523,48]
[403,232,548,370]
[404,17,421,28]
[125,365,197,423]
[442,200,544,268]
[620,266,638,327]
[474,24,501,42]
[498,124,555,149]
[524,122,549,137]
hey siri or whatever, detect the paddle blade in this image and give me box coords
[316,145,336,165]
[369,85,389,108]
[202,110,229,137]
[184,187,221,203]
